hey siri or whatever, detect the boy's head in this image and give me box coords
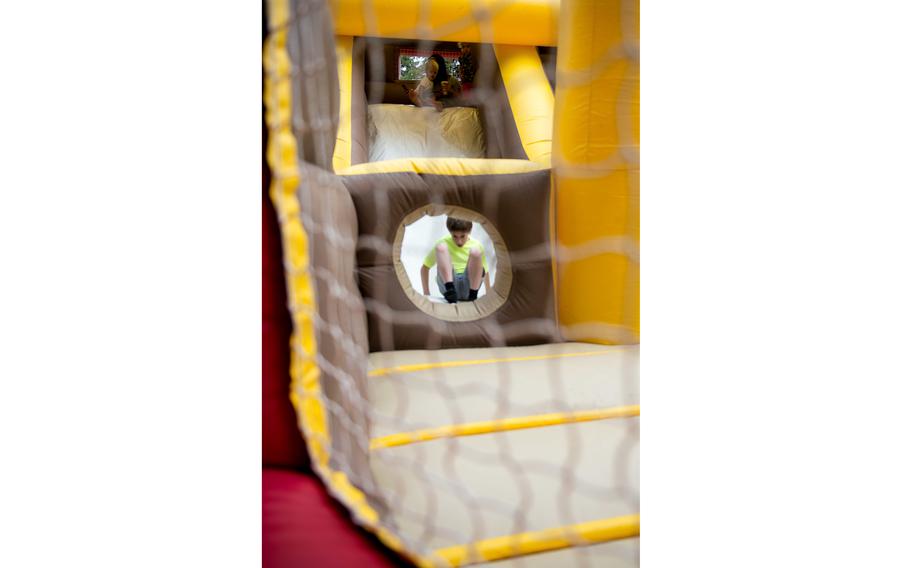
[446,217,472,247]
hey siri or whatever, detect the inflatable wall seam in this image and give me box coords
[264,0,415,563]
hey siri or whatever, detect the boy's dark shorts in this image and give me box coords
[436,267,485,300]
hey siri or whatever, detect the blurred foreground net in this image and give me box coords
[264,0,639,565]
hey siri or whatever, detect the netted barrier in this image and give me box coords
[264,0,639,565]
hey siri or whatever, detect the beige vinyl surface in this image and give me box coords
[369,343,638,437]
[367,343,639,561]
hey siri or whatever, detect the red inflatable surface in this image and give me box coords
[263,469,405,568]
[262,184,310,471]
[263,176,406,566]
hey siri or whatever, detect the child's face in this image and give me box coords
[425,60,439,81]
[450,230,470,247]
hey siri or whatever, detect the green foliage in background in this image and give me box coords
[399,55,460,80]
[399,55,427,80]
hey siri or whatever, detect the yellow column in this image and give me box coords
[552,0,639,344]
[333,35,354,173]
[493,44,554,167]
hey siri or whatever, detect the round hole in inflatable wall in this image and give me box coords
[394,204,512,322]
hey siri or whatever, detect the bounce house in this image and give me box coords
[263,0,639,565]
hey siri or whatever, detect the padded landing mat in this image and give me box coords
[367,343,639,566]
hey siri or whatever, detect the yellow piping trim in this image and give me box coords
[369,349,615,377]
[427,515,640,567]
[265,0,326,476]
[371,405,640,449]
[336,157,549,176]
[333,35,353,172]
[493,44,554,167]
[264,1,417,563]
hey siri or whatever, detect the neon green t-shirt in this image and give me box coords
[423,235,489,274]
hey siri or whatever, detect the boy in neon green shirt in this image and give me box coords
[421,217,491,303]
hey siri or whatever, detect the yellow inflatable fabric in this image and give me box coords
[333,35,354,172]
[552,0,640,345]
[493,44,554,167]
[330,0,559,46]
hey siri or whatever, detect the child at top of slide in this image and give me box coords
[408,54,462,111]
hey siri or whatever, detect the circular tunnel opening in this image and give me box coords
[394,205,511,321]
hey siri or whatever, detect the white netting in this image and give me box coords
[265,0,639,565]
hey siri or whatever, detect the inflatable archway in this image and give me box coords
[264,0,639,565]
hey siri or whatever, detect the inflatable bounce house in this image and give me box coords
[263,0,638,565]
